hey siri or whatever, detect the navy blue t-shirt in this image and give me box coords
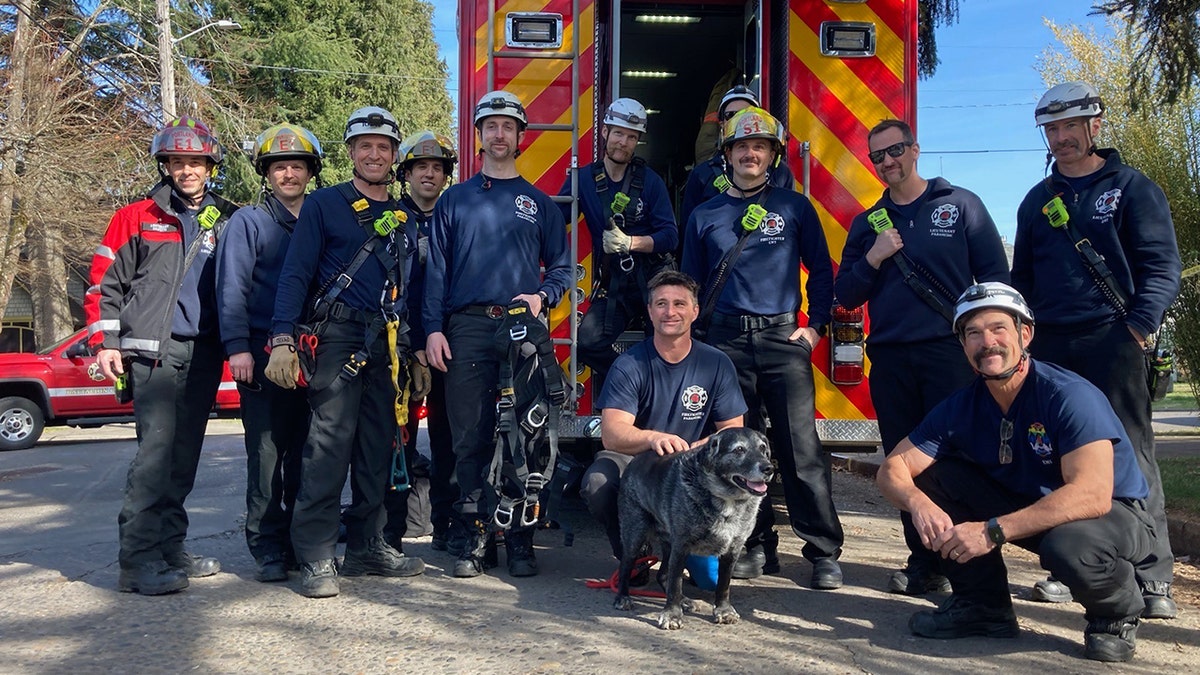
[598,338,747,444]
[171,193,222,339]
[681,187,833,325]
[909,359,1148,501]
[680,154,796,232]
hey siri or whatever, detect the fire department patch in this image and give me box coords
[761,212,785,237]
[87,363,106,382]
[931,204,959,228]
[1027,422,1053,458]
[1095,188,1122,215]
[515,194,538,216]
[680,385,709,412]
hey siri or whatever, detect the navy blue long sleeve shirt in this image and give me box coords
[271,184,415,336]
[835,177,1010,345]
[682,187,833,326]
[680,154,795,234]
[398,194,430,350]
[216,195,297,355]
[1012,149,1181,337]
[423,173,572,335]
[171,192,224,339]
[556,160,677,256]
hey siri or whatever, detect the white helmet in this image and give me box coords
[1034,82,1104,126]
[345,106,402,144]
[718,85,759,119]
[953,282,1035,335]
[603,98,647,134]
[474,90,527,128]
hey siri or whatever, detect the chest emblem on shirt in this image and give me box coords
[200,230,216,254]
[760,212,786,237]
[931,204,959,228]
[1027,422,1054,461]
[1095,188,1122,215]
[680,385,709,413]
[514,194,539,223]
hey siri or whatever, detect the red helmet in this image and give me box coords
[150,116,224,164]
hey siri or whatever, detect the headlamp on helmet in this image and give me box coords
[474,90,528,129]
[1034,82,1104,126]
[344,106,402,145]
[953,282,1035,336]
[718,85,759,121]
[603,98,648,135]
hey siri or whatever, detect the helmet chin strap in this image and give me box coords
[353,167,395,187]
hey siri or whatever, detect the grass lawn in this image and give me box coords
[1152,387,1198,412]
[1161,456,1200,517]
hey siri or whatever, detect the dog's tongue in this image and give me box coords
[746,480,768,494]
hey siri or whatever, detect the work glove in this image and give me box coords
[265,345,299,389]
[603,226,632,255]
[409,360,431,400]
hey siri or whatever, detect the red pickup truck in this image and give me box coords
[0,329,239,451]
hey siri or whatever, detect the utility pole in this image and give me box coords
[157,0,175,121]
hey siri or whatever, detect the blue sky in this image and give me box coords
[430,1,1109,241]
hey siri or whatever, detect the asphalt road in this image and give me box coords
[1,420,1198,674]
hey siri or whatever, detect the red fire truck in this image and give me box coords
[457,0,919,449]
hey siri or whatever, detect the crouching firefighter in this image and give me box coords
[266,106,431,599]
[558,98,677,395]
[424,90,572,578]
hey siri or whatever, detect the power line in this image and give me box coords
[188,56,451,82]
[921,148,1045,154]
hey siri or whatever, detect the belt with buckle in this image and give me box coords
[709,311,794,332]
[462,304,506,319]
[326,301,373,324]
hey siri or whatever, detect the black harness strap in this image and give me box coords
[487,302,566,530]
[697,186,772,332]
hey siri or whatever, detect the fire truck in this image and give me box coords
[457,0,918,449]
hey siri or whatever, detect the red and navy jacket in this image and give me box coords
[85,182,237,358]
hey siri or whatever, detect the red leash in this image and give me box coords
[586,555,666,598]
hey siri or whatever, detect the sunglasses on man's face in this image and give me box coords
[868,141,913,165]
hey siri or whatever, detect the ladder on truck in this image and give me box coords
[484,0,590,437]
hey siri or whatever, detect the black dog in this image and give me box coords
[613,427,773,629]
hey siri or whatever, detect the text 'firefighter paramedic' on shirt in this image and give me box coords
[422,173,572,335]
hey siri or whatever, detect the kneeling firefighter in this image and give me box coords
[266,106,432,599]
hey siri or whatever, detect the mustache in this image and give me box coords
[972,345,1007,367]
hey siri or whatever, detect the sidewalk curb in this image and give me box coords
[831,451,1200,560]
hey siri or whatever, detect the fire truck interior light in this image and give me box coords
[622,70,677,79]
[505,13,563,49]
[634,15,701,24]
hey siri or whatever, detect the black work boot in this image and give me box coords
[731,546,765,579]
[1084,615,1139,662]
[761,529,781,575]
[889,564,952,596]
[164,551,221,578]
[299,558,339,598]
[255,552,289,583]
[909,594,1019,639]
[342,536,426,577]
[454,523,492,578]
[1141,581,1177,620]
[505,527,539,577]
[1031,575,1073,603]
[118,560,189,595]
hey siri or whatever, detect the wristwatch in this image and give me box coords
[986,517,1006,546]
[537,290,550,312]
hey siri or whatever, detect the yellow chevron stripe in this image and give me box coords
[823,2,904,81]
[517,86,595,185]
[789,11,896,129]
[814,365,869,420]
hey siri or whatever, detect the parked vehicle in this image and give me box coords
[0,329,239,450]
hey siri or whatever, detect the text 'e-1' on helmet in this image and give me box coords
[253,123,324,176]
[474,90,527,129]
[150,116,224,164]
[1034,81,1104,126]
[721,106,785,154]
[952,282,1035,335]
[399,130,458,172]
[603,98,648,134]
[344,106,402,145]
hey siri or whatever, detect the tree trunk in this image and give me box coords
[29,219,74,349]
[0,0,33,322]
